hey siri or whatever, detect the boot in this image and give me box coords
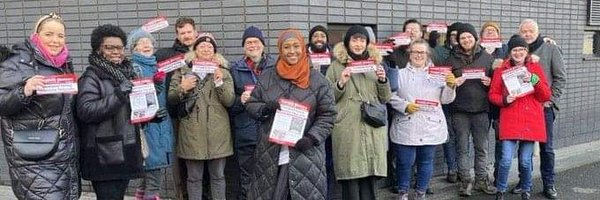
[474,177,497,195]
[521,192,531,200]
[397,191,408,200]
[458,180,473,196]
[495,192,505,200]
[446,170,458,183]
[414,191,426,200]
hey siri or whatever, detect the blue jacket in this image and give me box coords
[229,54,276,148]
[133,62,175,170]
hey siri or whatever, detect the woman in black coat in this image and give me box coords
[76,24,144,199]
[0,13,80,200]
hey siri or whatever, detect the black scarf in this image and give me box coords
[528,35,544,53]
[88,52,136,83]
[348,47,370,61]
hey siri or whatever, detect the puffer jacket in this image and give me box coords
[168,53,235,160]
[0,40,80,199]
[245,66,337,200]
[325,43,392,180]
[76,62,144,181]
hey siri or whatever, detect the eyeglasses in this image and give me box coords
[102,45,124,52]
[410,51,427,55]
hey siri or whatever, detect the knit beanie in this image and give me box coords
[480,21,501,37]
[343,25,370,50]
[455,23,479,42]
[309,25,328,41]
[127,28,155,50]
[242,26,265,46]
[507,34,528,52]
[194,33,217,53]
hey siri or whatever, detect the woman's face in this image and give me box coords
[482,27,499,38]
[510,47,528,64]
[37,20,65,56]
[133,38,154,57]
[194,41,214,61]
[99,37,125,64]
[459,32,476,51]
[281,38,302,65]
[409,43,429,68]
[349,35,367,56]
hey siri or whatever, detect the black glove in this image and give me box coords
[261,101,280,117]
[294,135,316,152]
[115,81,133,101]
[152,107,168,123]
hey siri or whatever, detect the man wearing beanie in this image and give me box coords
[307,25,333,75]
[515,19,566,200]
[229,25,276,200]
[446,22,497,196]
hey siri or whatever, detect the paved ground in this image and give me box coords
[1,140,599,199]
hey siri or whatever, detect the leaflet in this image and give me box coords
[192,61,218,79]
[462,68,486,79]
[427,22,448,33]
[415,99,440,112]
[157,54,186,73]
[480,37,503,49]
[129,79,159,124]
[502,66,534,97]
[428,66,452,84]
[388,32,411,46]
[375,42,394,56]
[141,16,169,33]
[348,60,377,74]
[37,74,78,95]
[269,99,310,146]
[309,53,331,66]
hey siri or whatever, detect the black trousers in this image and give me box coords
[92,179,130,200]
[340,176,377,200]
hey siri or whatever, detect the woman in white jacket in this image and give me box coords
[389,39,457,200]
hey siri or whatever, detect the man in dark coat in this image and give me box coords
[307,25,333,75]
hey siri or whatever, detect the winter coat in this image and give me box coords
[168,53,235,160]
[446,45,494,113]
[325,43,392,180]
[132,61,174,170]
[307,44,333,75]
[245,66,337,200]
[389,62,456,145]
[229,54,276,149]
[530,40,567,110]
[154,39,192,116]
[0,40,80,200]
[76,63,144,181]
[488,59,551,142]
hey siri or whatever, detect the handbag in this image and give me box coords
[10,102,65,161]
[350,75,388,128]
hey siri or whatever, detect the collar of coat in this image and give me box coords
[406,61,434,73]
[332,42,382,65]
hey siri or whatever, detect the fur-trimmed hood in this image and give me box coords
[332,42,383,65]
[185,51,230,69]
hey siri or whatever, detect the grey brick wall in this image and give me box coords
[0,0,598,198]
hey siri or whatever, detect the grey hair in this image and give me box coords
[408,39,432,56]
[519,19,539,34]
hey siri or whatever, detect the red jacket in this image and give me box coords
[488,59,552,142]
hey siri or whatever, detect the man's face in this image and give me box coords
[519,23,539,44]
[311,31,327,49]
[244,37,264,59]
[459,32,476,51]
[405,23,423,40]
[176,23,199,47]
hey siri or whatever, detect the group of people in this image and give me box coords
[0,12,565,200]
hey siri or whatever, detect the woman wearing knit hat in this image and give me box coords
[326,25,391,200]
[488,35,551,200]
[245,29,336,200]
[127,28,174,200]
[169,32,235,200]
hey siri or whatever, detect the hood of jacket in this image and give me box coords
[332,42,382,65]
[184,51,230,69]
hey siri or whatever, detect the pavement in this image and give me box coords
[1,139,599,199]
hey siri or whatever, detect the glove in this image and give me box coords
[115,81,133,101]
[294,135,316,152]
[153,71,166,84]
[445,73,457,88]
[405,102,420,114]
[261,100,280,117]
[152,107,168,123]
[530,73,540,85]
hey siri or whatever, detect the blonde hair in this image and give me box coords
[33,12,65,34]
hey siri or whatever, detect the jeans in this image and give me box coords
[442,106,457,172]
[454,112,490,181]
[185,158,227,200]
[138,169,163,198]
[496,140,534,193]
[395,144,436,193]
[540,107,556,187]
[492,119,501,183]
[92,179,130,200]
[236,145,256,200]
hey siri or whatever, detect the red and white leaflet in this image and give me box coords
[480,37,503,49]
[157,54,186,73]
[269,98,310,146]
[501,66,534,97]
[415,98,440,112]
[375,42,394,56]
[141,16,169,33]
[462,68,486,79]
[244,84,255,93]
[428,66,452,83]
[37,74,78,95]
[348,60,377,74]
[192,61,218,75]
[309,53,331,66]
[129,79,159,124]
[388,32,411,46]
[426,22,448,33]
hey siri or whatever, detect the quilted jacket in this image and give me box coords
[0,40,80,199]
[245,67,337,200]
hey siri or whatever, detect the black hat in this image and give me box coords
[194,34,217,53]
[455,23,478,43]
[343,25,370,50]
[309,25,328,41]
[507,34,528,52]
[242,26,265,46]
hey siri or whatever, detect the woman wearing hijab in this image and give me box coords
[0,12,80,200]
[245,29,336,200]
[326,25,392,200]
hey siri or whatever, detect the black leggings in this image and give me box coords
[340,176,377,200]
[92,179,130,200]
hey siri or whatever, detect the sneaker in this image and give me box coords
[495,192,505,200]
[474,177,497,195]
[397,191,408,200]
[521,192,531,200]
[511,185,523,194]
[543,186,558,199]
[446,171,458,183]
[458,181,473,196]
[414,191,426,200]
[426,187,434,194]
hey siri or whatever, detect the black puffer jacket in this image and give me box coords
[76,64,143,181]
[0,40,80,200]
[245,68,337,200]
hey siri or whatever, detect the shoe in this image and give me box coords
[426,187,434,194]
[543,186,558,199]
[511,185,523,194]
[474,177,497,195]
[495,192,505,200]
[414,191,426,200]
[446,171,458,183]
[397,191,408,200]
[521,192,531,200]
[458,181,473,196]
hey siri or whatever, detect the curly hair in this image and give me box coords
[90,24,127,52]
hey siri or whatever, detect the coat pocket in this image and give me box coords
[96,135,125,165]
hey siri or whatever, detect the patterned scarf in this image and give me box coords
[88,52,136,82]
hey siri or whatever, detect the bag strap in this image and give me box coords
[349,74,368,103]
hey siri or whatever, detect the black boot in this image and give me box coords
[495,192,505,200]
[521,192,531,200]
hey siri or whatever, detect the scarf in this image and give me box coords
[348,46,370,61]
[276,29,310,89]
[132,52,157,71]
[30,34,69,68]
[88,52,136,83]
[528,35,544,53]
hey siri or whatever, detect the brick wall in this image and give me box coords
[1,0,598,198]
